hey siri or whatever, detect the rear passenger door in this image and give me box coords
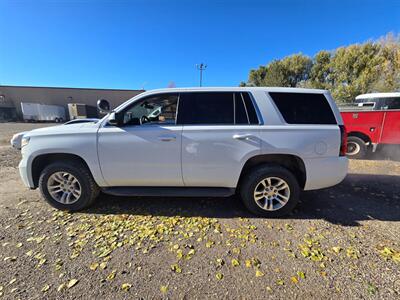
[178,92,261,188]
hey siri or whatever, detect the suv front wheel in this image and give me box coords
[240,165,300,217]
[38,162,99,211]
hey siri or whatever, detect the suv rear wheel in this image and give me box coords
[240,165,300,217]
[38,162,99,211]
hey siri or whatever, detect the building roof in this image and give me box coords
[0,85,144,92]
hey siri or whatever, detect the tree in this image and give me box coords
[241,33,400,103]
[245,54,312,87]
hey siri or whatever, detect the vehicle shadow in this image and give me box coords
[365,145,400,162]
[86,173,400,226]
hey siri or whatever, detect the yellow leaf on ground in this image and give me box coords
[171,264,182,273]
[332,246,342,254]
[67,279,79,289]
[216,272,223,280]
[245,259,251,268]
[107,270,116,281]
[160,285,168,293]
[57,283,65,292]
[216,258,224,267]
[231,259,240,267]
[99,262,107,269]
[255,270,264,277]
[297,271,306,279]
[121,283,132,291]
[276,279,284,285]
[41,284,50,292]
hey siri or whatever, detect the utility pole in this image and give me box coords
[196,63,207,87]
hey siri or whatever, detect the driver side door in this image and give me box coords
[97,93,183,186]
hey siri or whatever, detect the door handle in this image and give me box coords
[233,134,254,140]
[158,135,176,142]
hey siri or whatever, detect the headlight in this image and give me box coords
[21,136,30,148]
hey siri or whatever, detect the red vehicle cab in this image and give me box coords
[340,92,400,159]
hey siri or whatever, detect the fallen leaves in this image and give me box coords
[4,201,397,299]
[89,262,99,271]
[41,284,50,292]
[216,258,225,267]
[215,272,223,280]
[378,246,400,263]
[171,264,182,273]
[346,247,359,259]
[255,270,264,277]
[332,246,342,254]
[67,279,79,289]
[106,270,117,281]
[231,259,240,267]
[297,271,306,279]
[121,283,132,291]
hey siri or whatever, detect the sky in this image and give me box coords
[0,0,399,90]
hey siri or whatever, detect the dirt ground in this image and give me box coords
[0,123,399,300]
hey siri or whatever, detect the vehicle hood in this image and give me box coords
[25,122,99,138]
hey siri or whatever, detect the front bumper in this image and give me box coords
[303,156,348,191]
[18,156,35,188]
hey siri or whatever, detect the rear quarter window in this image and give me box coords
[268,92,337,125]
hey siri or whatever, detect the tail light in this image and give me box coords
[339,125,347,156]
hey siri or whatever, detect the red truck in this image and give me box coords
[340,93,400,159]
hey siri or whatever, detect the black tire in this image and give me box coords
[38,162,99,211]
[239,165,300,217]
[346,136,367,159]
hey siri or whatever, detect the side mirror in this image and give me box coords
[108,112,120,126]
[97,99,111,113]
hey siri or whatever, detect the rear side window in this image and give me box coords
[241,93,259,124]
[382,97,400,109]
[235,94,248,124]
[234,93,259,125]
[269,92,337,124]
[177,92,260,125]
[178,92,234,124]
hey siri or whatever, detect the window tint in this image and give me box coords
[242,92,259,124]
[235,93,248,124]
[382,97,400,109]
[269,92,337,124]
[122,93,178,126]
[178,92,234,124]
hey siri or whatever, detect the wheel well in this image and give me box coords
[348,132,371,144]
[31,153,90,188]
[238,154,307,189]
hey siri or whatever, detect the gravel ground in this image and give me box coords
[0,123,399,300]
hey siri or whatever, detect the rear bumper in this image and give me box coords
[303,156,348,190]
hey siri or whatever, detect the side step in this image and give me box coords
[101,187,236,198]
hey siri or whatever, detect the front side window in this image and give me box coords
[122,93,178,126]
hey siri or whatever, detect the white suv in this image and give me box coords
[18,87,348,217]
